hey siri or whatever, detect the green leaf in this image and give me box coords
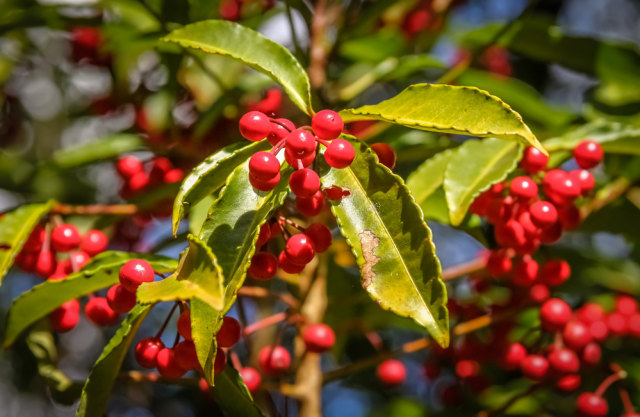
[340,83,544,152]
[76,305,151,417]
[406,149,455,207]
[191,297,219,385]
[544,120,640,155]
[4,251,177,347]
[52,134,144,169]
[161,20,314,115]
[321,139,449,346]
[444,138,522,226]
[211,367,266,417]
[172,140,270,235]
[0,200,53,286]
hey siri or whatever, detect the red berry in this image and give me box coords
[569,169,595,196]
[175,340,200,371]
[239,111,271,142]
[135,337,165,368]
[278,251,305,274]
[607,312,628,336]
[455,360,480,379]
[574,140,603,169]
[312,110,344,140]
[249,152,281,181]
[128,171,150,194]
[501,342,527,370]
[539,221,563,244]
[509,176,538,200]
[513,257,538,286]
[494,219,526,248]
[106,284,136,314]
[23,225,45,253]
[581,342,601,365]
[530,284,550,303]
[296,191,325,217]
[36,249,56,277]
[520,354,549,380]
[47,272,67,281]
[520,146,548,173]
[286,129,316,157]
[149,157,173,184]
[217,316,242,348]
[119,259,155,292]
[577,393,608,417]
[305,223,332,253]
[256,222,271,247]
[377,359,406,386]
[486,250,512,276]
[69,250,91,271]
[81,230,108,255]
[177,309,192,341]
[324,139,355,168]
[248,251,278,280]
[50,299,80,333]
[156,348,187,378]
[557,374,581,391]
[285,234,315,266]
[285,147,316,168]
[628,314,640,338]
[588,321,609,342]
[563,321,592,350]
[615,295,638,316]
[250,171,281,191]
[268,118,295,146]
[550,176,581,203]
[370,143,396,169]
[214,347,227,375]
[302,324,335,353]
[116,156,143,178]
[558,204,581,230]
[540,259,570,286]
[239,367,261,393]
[258,346,290,376]
[577,303,606,323]
[85,297,119,326]
[529,201,558,227]
[289,168,321,198]
[163,168,184,184]
[548,348,580,374]
[487,197,514,224]
[51,224,81,252]
[540,298,572,332]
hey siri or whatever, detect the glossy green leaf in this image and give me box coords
[406,148,455,207]
[544,120,640,155]
[76,305,151,417]
[340,83,544,152]
[321,139,448,346]
[444,138,522,225]
[172,140,270,235]
[52,134,144,169]
[161,20,314,115]
[4,251,177,347]
[0,200,53,286]
[191,297,219,385]
[211,367,266,417]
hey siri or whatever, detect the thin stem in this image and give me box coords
[482,384,541,417]
[308,0,328,90]
[118,370,199,386]
[238,286,301,309]
[595,370,626,397]
[52,203,138,215]
[244,311,289,336]
[442,256,486,281]
[155,302,179,339]
[619,388,636,415]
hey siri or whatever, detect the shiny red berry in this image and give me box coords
[289,168,321,198]
[116,156,143,178]
[520,146,548,173]
[577,393,608,417]
[119,259,155,292]
[370,143,396,169]
[324,139,355,168]
[285,147,315,168]
[509,176,538,200]
[217,316,242,348]
[285,234,315,266]
[615,295,638,316]
[581,343,601,365]
[501,342,527,370]
[539,221,563,244]
[278,251,305,274]
[163,168,183,184]
[296,191,325,217]
[258,346,291,376]
[239,367,261,393]
[540,298,572,332]
[85,297,119,326]
[558,204,581,230]
[128,171,150,194]
[376,359,406,386]
[529,201,558,227]
[520,354,549,380]
[36,249,56,277]
[540,259,570,286]
[286,129,316,157]
[486,250,512,276]
[574,140,603,169]
[51,224,81,252]
[70,250,91,271]
[106,284,136,313]
[577,302,606,323]
[175,340,200,371]
[250,171,281,191]
[563,321,592,350]
[548,348,579,374]
[177,309,192,341]
[556,374,581,391]
[249,152,281,181]
[312,110,344,140]
[156,348,187,378]
[305,223,332,253]
[248,251,278,280]
[256,222,271,247]
[268,118,295,146]
[513,257,538,286]
[24,225,45,253]
[239,111,271,142]
[50,299,80,333]
[135,337,165,368]
[569,169,595,196]
[81,230,108,255]
[530,284,550,303]
[302,324,335,353]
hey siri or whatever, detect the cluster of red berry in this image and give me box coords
[401,0,443,38]
[116,155,184,200]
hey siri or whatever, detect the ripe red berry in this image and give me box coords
[214,347,227,375]
[487,197,514,224]
[607,312,628,336]
[376,359,406,386]
[558,204,581,230]
[36,249,56,277]
[501,342,527,370]
[539,221,563,244]
[135,337,165,368]
[312,110,344,140]
[540,298,572,332]
[296,191,325,217]
[563,321,592,350]
[574,140,603,169]
[577,393,608,417]
[249,152,281,181]
[486,250,512,276]
[285,234,315,266]
[239,111,271,142]
[324,185,348,201]
[268,118,295,146]
[529,201,558,227]
[305,223,332,253]
[217,316,242,348]
[239,367,261,393]
[119,259,155,292]
[81,230,108,255]
[278,251,305,274]
[50,299,80,333]
[128,171,150,194]
[550,176,581,203]
[370,143,396,169]
[85,297,119,326]
[250,171,281,191]
[285,147,316,168]
[548,348,580,374]
[106,284,136,314]
[24,225,45,253]
[149,157,172,183]
[177,309,192,341]
[513,257,538,286]
[302,324,335,353]
[455,359,480,379]
[175,340,200,371]
[258,346,291,376]
[256,222,271,247]
[615,295,638,316]
[577,302,606,323]
[51,224,81,252]
[520,146,548,173]
[494,219,526,248]
[581,342,601,365]
[540,259,570,286]
[116,156,143,178]
[556,374,581,391]
[509,176,538,200]
[163,168,183,184]
[156,348,187,378]
[520,354,549,380]
[286,129,317,157]
[248,251,278,280]
[569,169,595,196]
[289,168,321,197]
[324,139,355,169]
[530,284,550,303]
[70,250,91,271]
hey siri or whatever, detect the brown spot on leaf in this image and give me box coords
[359,230,380,288]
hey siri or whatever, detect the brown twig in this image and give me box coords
[244,311,290,336]
[442,256,486,281]
[238,286,301,309]
[51,203,138,215]
[118,370,200,386]
[308,0,328,90]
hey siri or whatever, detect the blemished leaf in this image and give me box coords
[406,148,455,207]
[544,120,640,155]
[172,140,270,235]
[0,200,53,286]
[161,20,314,115]
[52,134,144,169]
[76,305,151,417]
[4,252,177,347]
[321,139,449,347]
[340,83,544,153]
[444,138,522,226]
[211,367,266,417]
